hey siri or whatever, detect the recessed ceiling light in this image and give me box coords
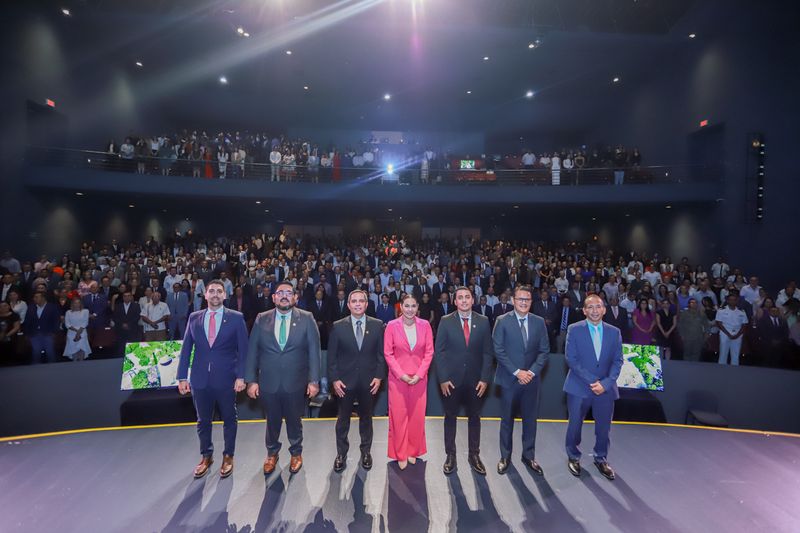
[387,208,393,212]
[591,217,597,221]
[665,205,672,209]
[466,90,472,94]
[513,205,520,209]
[383,93,391,101]
[219,76,228,84]
[303,85,309,90]
[243,32,250,38]
[688,33,696,39]
[528,43,535,49]
[75,192,84,196]
[613,77,620,83]
[483,56,489,61]
[128,204,135,208]
[61,8,71,16]
[264,209,269,213]
[625,213,630,217]
[237,27,244,35]
[286,50,292,55]
[525,90,534,98]
[255,200,261,204]
[135,61,143,67]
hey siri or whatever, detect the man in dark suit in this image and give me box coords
[435,287,494,475]
[604,296,630,342]
[554,295,581,353]
[178,280,249,479]
[568,281,586,309]
[375,293,394,324]
[24,291,61,364]
[433,292,451,331]
[431,274,449,302]
[310,287,333,349]
[472,294,494,328]
[245,281,321,475]
[564,294,624,480]
[413,276,431,301]
[492,285,550,475]
[255,285,275,314]
[757,306,790,367]
[493,294,512,319]
[82,283,110,330]
[532,288,557,342]
[327,289,386,473]
[167,283,190,340]
[331,289,350,321]
[113,291,142,351]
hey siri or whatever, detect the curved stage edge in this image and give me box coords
[1,419,799,533]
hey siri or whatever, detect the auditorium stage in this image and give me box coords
[1,419,798,533]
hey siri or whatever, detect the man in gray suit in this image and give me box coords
[246,280,321,475]
[167,283,190,340]
[493,285,550,476]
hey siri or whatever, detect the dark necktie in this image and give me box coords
[355,320,364,349]
[519,318,528,348]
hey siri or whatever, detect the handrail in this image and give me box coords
[25,146,723,186]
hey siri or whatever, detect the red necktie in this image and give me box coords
[463,317,470,346]
[208,311,217,347]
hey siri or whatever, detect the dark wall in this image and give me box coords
[585,0,800,287]
[2,356,798,437]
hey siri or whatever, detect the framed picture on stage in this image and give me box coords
[120,341,188,390]
[617,344,664,391]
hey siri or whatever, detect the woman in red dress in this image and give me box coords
[202,145,214,178]
[384,294,434,469]
[332,151,341,182]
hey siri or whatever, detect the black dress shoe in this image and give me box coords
[443,454,457,475]
[360,453,373,470]
[594,461,615,480]
[333,455,346,473]
[521,457,544,476]
[497,458,510,475]
[568,459,582,477]
[468,454,487,476]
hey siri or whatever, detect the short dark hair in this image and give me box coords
[206,279,226,291]
[453,286,473,298]
[513,285,534,298]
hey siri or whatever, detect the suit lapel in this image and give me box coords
[283,310,301,350]
[263,310,279,350]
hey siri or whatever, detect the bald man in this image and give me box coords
[563,294,623,481]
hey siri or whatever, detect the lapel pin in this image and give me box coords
[293,323,297,327]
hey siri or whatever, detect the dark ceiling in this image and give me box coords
[10,0,699,137]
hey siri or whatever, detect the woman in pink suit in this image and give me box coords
[384,294,434,469]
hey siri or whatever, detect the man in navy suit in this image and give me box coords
[177,280,249,479]
[472,294,494,328]
[327,289,385,473]
[564,294,624,480]
[492,285,550,475]
[375,293,394,324]
[24,291,61,363]
[167,283,190,340]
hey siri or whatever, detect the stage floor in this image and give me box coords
[1,419,798,533]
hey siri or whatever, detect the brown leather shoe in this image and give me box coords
[263,454,279,475]
[289,454,303,474]
[193,456,213,479]
[220,455,234,478]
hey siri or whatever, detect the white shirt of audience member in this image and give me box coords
[715,306,748,336]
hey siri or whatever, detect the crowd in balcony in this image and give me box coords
[97,130,646,185]
[1,232,797,370]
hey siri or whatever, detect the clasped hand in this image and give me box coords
[517,370,534,385]
[402,374,421,385]
[590,381,605,395]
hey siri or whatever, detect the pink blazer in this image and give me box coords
[384,317,434,379]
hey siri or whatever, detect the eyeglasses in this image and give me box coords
[275,290,294,296]
[514,297,532,302]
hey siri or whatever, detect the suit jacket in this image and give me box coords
[254,295,275,314]
[604,306,629,339]
[332,299,350,321]
[82,293,110,327]
[431,282,449,301]
[532,300,557,333]
[563,320,623,400]
[327,315,386,388]
[492,311,550,388]
[245,308,321,393]
[167,291,190,319]
[376,303,394,324]
[177,308,249,389]
[413,283,432,301]
[493,302,512,318]
[113,301,142,337]
[434,312,493,386]
[757,315,789,345]
[383,317,435,379]
[553,304,581,333]
[568,289,587,308]
[24,303,61,336]
[472,304,494,325]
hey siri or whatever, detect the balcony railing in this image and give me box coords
[26,146,722,186]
